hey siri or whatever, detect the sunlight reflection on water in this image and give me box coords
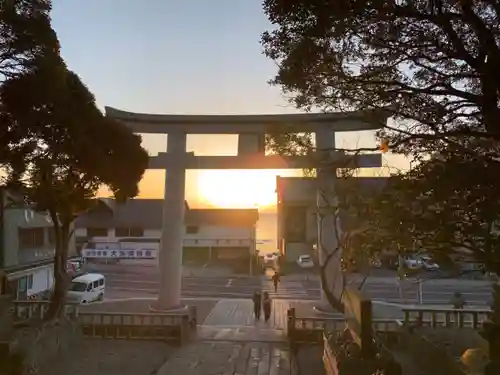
[256,212,277,255]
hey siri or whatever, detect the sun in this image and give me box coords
[197,170,279,208]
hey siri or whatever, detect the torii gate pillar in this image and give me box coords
[154,131,187,310]
[315,127,343,311]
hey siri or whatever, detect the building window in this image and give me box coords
[48,227,55,244]
[114,227,129,237]
[18,228,45,249]
[87,227,108,238]
[186,226,199,234]
[115,227,144,237]
[129,227,144,237]
[27,274,33,289]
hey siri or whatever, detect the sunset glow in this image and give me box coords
[197,170,281,209]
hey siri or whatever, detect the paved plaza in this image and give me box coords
[157,298,295,375]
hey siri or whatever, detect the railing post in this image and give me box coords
[181,314,189,344]
[445,311,451,327]
[458,311,465,328]
[287,308,296,339]
[418,311,425,327]
[403,310,409,325]
[472,311,479,329]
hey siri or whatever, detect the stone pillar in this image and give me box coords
[156,131,187,311]
[314,127,343,312]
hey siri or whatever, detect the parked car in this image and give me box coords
[263,253,279,266]
[296,255,314,269]
[421,256,439,271]
[370,257,382,268]
[67,273,106,304]
[402,256,422,270]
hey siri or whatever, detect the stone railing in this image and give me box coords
[79,309,196,345]
[286,308,400,345]
[12,300,79,324]
[11,301,197,345]
[402,306,492,329]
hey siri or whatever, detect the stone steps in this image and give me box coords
[198,325,287,343]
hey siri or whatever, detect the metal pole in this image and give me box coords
[417,276,423,304]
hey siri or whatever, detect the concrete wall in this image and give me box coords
[285,242,310,262]
[278,203,317,261]
[29,265,53,297]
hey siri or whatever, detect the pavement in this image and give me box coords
[93,263,494,307]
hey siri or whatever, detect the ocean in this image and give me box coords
[256,212,278,255]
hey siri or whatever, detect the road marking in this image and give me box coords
[225,279,233,288]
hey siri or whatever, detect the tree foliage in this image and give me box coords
[262,0,500,156]
[0,1,149,318]
[0,0,58,79]
[355,149,500,275]
[0,63,149,317]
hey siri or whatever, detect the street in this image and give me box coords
[89,264,493,306]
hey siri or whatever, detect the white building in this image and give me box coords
[0,188,77,299]
[74,198,259,272]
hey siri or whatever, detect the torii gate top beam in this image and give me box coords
[105,106,388,134]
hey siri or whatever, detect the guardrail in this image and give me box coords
[11,301,197,345]
[402,306,492,329]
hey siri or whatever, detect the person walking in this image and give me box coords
[272,271,280,292]
[450,291,466,326]
[450,291,466,309]
[262,291,272,323]
[252,290,262,320]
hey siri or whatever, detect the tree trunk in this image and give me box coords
[46,219,70,321]
[320,251,345,313]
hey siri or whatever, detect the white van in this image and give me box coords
[67,273,105,304]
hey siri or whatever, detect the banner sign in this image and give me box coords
[82,249,157,259]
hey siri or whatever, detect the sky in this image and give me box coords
[50,0,408,209]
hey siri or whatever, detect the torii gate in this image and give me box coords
[106,107,387,311]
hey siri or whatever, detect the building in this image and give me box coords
[276,176,388,262]
[0,188,77,299]
[74,198,259,271]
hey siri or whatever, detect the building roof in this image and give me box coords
[74,198,258,229]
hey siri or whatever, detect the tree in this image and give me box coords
[261,0,500,157]
[0,0,58,79]
[277,148,385,312]
[355,149,500,276]
[1,62,149,319]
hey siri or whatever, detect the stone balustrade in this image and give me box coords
[292,316,400,333]
[11,301,197,345]
[12,300,79,324]
[286,308,400,348]
[79,309,196,345]
[402,306,492,329]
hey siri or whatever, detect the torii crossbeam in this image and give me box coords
[106,106,388,311]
